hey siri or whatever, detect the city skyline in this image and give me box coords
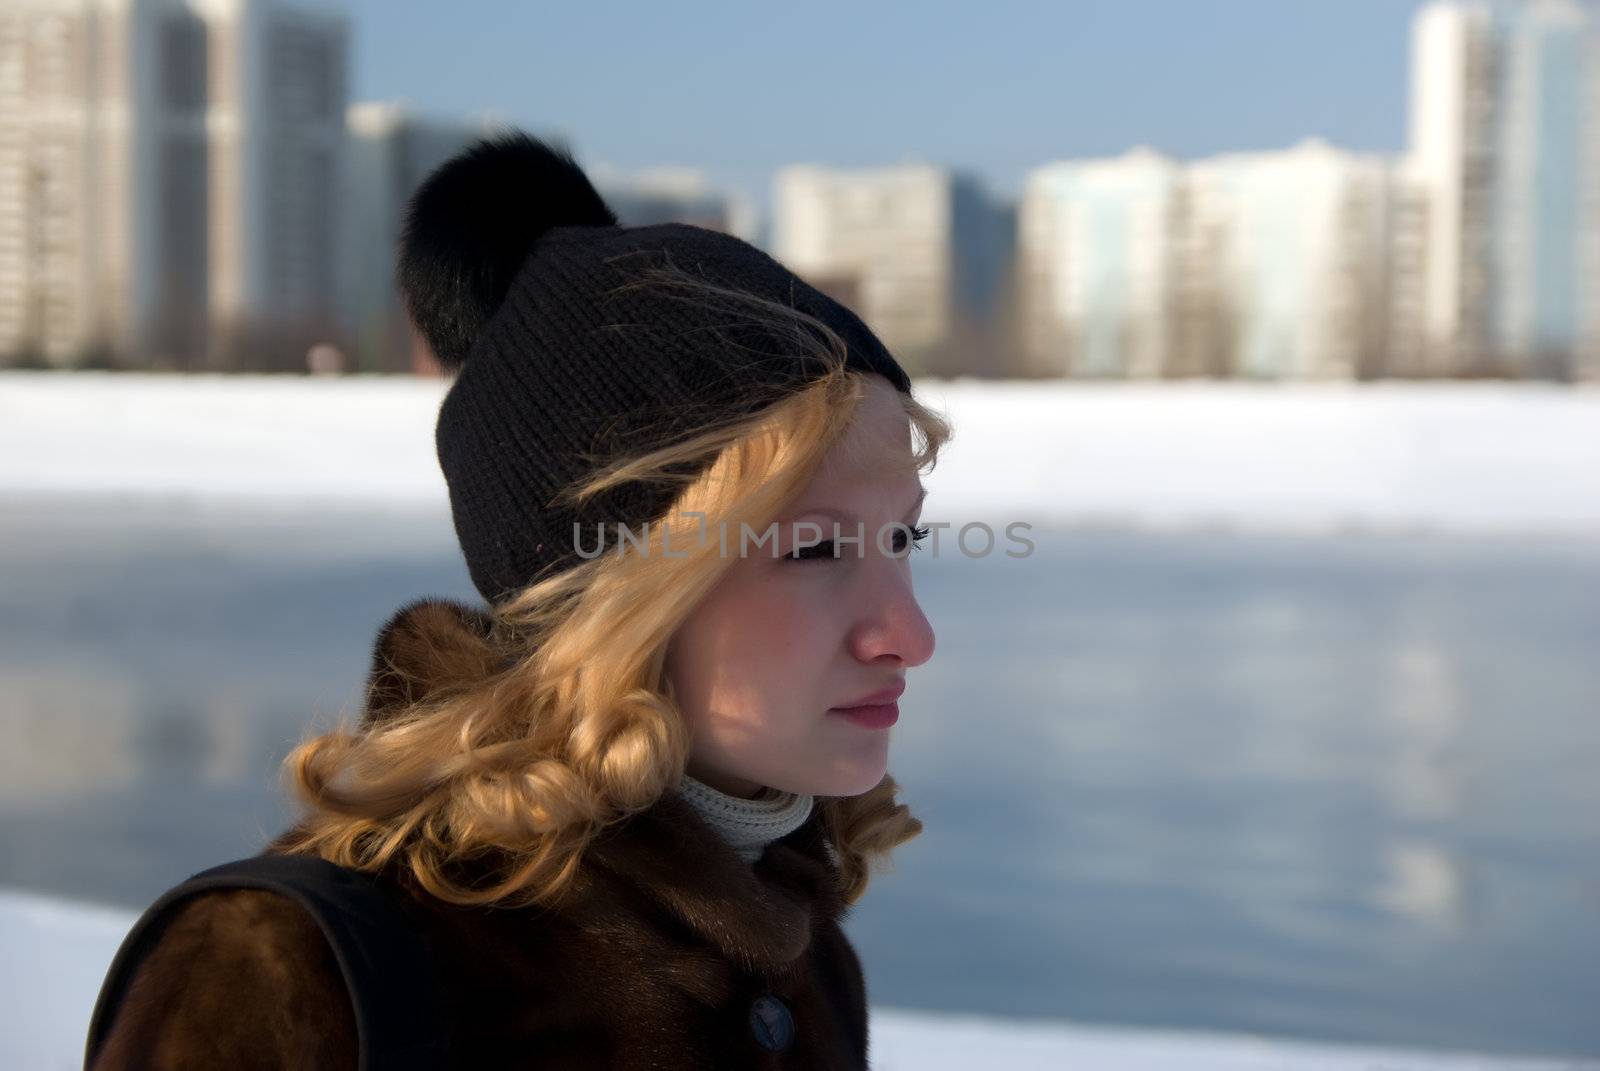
[4,0,1596,381]
[332,0,1432,211]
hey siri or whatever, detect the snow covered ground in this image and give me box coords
[5,889,1592,1071]
[2,371,1597,536]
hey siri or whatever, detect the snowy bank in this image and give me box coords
[3,371,1597,537]
[4,888,1591,1071]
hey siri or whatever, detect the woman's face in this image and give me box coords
[663,374,936,799]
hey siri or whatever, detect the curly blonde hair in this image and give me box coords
[274,266,953,909]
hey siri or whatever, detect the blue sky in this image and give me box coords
[338,1,1429,206]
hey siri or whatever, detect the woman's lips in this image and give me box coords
[827,701,900,729]
[829,679,904,729]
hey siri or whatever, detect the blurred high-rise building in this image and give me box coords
[1017,148,1184,378]
[1183,139,1398,380]
[1381,157,1437,378]
[1409,0,1600,381]
[1,0,189,368]
[1019,140,1406,381]
[771,163,1014,378]
[207,0,347,371]
[0,0,346,371]
[341,102,498,374]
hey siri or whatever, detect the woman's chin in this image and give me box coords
[809,753,891,798]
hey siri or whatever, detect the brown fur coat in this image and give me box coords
[88,598,871,1070]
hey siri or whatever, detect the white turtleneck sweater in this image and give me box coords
[676,774,815,863]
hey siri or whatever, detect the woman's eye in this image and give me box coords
[786,526,931,560]
[787,540,838,561]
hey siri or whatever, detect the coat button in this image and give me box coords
[749,994,795,1052]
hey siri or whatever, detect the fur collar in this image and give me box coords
[355,597,849,969]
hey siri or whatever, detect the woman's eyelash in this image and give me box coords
[786,525,932,561]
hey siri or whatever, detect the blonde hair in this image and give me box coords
[275,265,953,909]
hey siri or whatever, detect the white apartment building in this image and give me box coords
[1,0,166,366]
[0,0,346,369]
[1409,0,1600,380]
[1017,147,1182,378]
[1383,156,1436,378]
[1020,139,1404,381]
[1186,139,1396,380]
[771,163,1012,376]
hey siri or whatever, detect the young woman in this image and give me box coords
[85,131,951,1070]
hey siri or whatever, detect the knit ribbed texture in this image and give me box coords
[676,775,815,864]
[434,221,913,605]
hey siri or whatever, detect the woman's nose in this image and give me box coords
[849,565,936,668]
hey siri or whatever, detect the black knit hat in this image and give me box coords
[398,131,914,606]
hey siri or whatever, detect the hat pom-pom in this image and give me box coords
[397,129,618,370]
